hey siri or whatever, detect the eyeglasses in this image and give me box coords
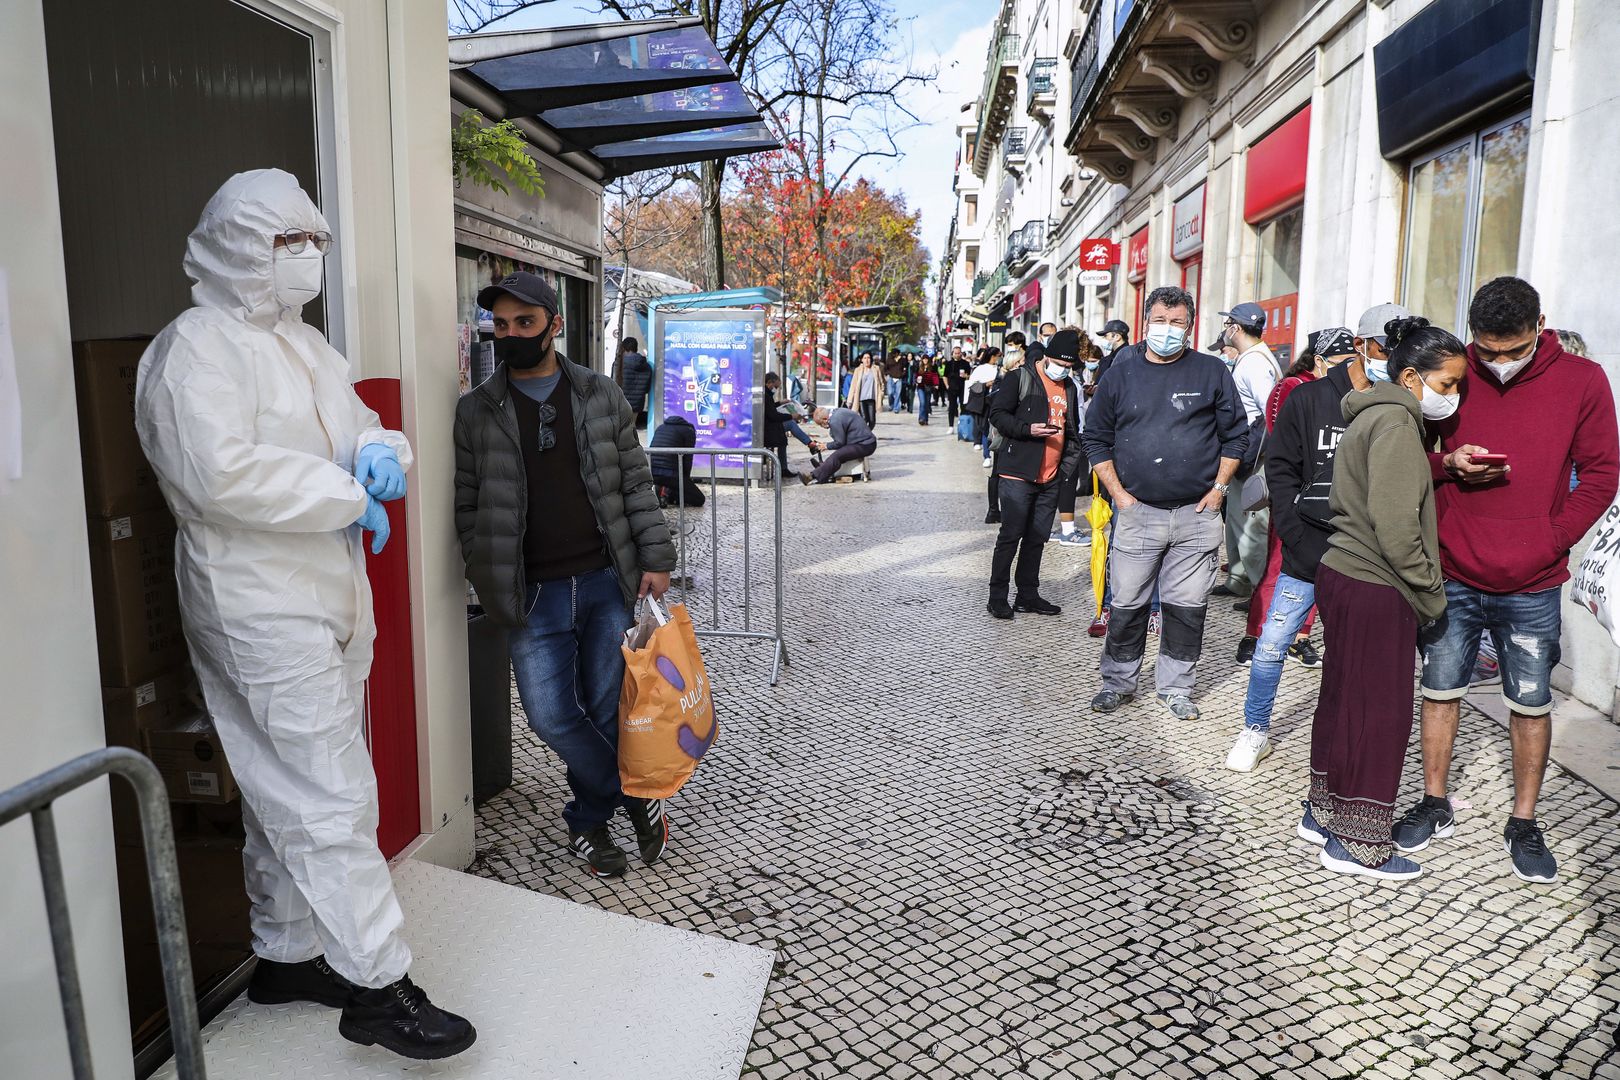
[274,230,334,255]
[534,402,557,452]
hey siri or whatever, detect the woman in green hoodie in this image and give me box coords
[1298,317,1467,880]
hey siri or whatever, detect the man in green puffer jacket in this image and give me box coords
[454,272,676,878]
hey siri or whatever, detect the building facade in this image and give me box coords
[944,0,1620,713]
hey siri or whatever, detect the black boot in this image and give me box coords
[338,975,477,1060]
[247,956,358,1009]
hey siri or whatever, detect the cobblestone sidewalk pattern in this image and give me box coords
[474,418,1620,1079]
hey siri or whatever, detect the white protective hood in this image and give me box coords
[185,167,328,324]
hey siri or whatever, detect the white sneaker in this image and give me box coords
[1224,727,1271,772]
[981,457,992,468]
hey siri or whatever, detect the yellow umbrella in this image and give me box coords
[1084,472,1112,617]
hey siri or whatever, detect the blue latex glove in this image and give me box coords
[355,443,407,502]
[356,494,391,555]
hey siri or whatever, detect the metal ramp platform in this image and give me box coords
[154,859,773,1079]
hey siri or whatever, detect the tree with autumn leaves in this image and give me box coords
[611,149,931,348]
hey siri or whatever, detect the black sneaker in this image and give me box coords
[1013,595,1061,615]
[1233,599,1251,613]
[622,797,669,865]
[987,598,1015,620]
[338,975,477,1060]
[1235,636,1256,666]
[247,956,357,1009]
[984,509,1001,524]
[1392,796,1455,853]
[1090,690,1135,713]
[1212,582,1240,597]
[1288,640,1322,668]
[1504,818,1558,883]
[568,825,629,877]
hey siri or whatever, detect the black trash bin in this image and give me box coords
[467,606,513,806]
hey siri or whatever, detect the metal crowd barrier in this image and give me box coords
[646,447,790,685]
[0,747,205,1079]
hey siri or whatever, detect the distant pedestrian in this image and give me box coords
[649,414,705,508]
[947,345,972,426]
[613,337,654,430]
[1304,316,1460,881]
[986,330,1084,619]
[845,351,881,429]
[884,351,906,413]
[1051,336,1098,548]
[1082,286,1248,721]
[965,347,1001,474]
[918,363,939,425]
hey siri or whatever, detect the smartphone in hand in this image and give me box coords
[1472,453,1509,465]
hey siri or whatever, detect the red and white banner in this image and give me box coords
[1126,227,1149,283]
[1011,279,1041,317]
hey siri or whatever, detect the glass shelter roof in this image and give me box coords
[452,19,779,179]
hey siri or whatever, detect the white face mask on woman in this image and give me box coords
[1408,372,1460,421]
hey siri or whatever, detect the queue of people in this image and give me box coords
[976,275,1617,887]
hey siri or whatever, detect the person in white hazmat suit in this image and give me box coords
[134,169,475,1060]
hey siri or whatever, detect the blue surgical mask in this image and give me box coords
[1084,360,1099,372]
[1362,347,1390,383]
[1145,324,1188,357]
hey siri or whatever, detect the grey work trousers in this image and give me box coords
[1223,503,1270,593]
[1099,501,1223,697]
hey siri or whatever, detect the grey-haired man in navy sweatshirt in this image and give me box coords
[1082,285,1249,722]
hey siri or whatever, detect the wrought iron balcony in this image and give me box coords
[971,32,1021,178]
[1026,57,1057,119]
[1003,126,1028,169]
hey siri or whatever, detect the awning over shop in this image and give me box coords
[451,18,780,180]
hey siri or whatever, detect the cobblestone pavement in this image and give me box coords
[475,417,1620,1080]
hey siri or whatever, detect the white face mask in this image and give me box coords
[1145,324,1188,357]
[1411,374,1460,420]
[1483,356,1532,384]
[1100,339,1117,356]
[1044,361,1070,381]
[272,246,325,311]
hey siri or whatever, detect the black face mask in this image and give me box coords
[494,316,556,370]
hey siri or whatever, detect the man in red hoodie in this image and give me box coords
[1392,277,1619,884]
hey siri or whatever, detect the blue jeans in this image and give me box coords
[786,419,813,447]
[917,388,931,422]
[508,567,632,831]
[1420,580,1562,716]
[1242,571,1316,732]
[887,377,903,412]
[978,416,992,459]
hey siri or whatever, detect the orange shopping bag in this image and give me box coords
[618,596,718,799]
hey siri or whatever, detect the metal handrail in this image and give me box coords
[0,747,205,1078]
[647,446,790,685]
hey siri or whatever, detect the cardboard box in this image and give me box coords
[73,338,164,517]
[102,667,198,750]
[116,837,251,1036]
[144,715,239,804]
[86,509,188,685]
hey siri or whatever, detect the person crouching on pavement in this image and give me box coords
[800,404,877,484]
[985,329,1083,619]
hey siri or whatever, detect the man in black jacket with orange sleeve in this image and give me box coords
[985,329,1083,619]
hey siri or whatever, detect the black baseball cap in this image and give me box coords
[478,271,559,315]
[1044,329,1082,363]
[1099,319,1130,337]
[1219,302,1267,332]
